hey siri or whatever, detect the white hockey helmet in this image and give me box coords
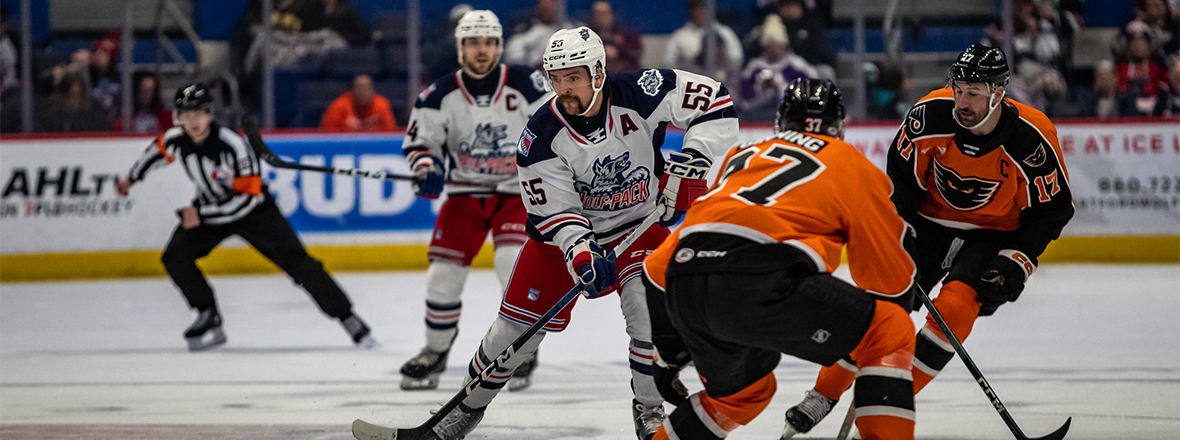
[543,27,607,116]
[454,9,502,41]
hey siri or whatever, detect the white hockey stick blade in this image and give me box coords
[352,419,407,440]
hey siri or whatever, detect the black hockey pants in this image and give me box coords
[161,194,353,319]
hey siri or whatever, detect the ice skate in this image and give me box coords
[400,347,449,390]
[184,308,226,351]
[632,399,666,440]
[341,314,376,349]
[422,402,485,440]
[781,388,837,439]
[506,350,537,392]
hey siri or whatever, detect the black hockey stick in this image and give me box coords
[240,116,485,186]
[352,209,663,440]
[917,287,1071,440]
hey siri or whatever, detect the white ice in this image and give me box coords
[2,264,1178,439]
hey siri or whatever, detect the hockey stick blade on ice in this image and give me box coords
[917,287,1071,440]
[351,210,663,440]
[240,115,485,186]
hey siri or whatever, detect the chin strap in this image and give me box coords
[953,87,1005,131]
[577,65,605,117]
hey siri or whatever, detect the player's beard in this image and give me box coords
[559,95,587,115]
[464,56,497,77]
[956,108,982,127]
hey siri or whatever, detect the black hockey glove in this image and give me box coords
[653,347,690,406]
[976,249,1036,314]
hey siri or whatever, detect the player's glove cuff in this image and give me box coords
[996,249,1036,281]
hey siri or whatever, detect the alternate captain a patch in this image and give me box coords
[933,159,1000,211]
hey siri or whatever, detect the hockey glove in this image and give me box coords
[657,151,712,227]
[410,156,444,199]
[653,347,690,406]
[977,249,1036,314]
[564,236,618,299]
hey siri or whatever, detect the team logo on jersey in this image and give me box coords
[419,83,436,101]
[210,168,232,187]
[458,123,516,175]
[574,152,652,211]
[519,128,537,157]
[908,104,926,134]
[1023,143,1047,167]
[933,160,1001,211]
[638,69,664,96]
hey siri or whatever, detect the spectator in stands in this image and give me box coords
[866,62,912,120]
[589,1,642,72]
[298,0,371,47]
[113,71,174,133]
[1117,21,1170,116]
[1091,60,1121,119]
[985,0,1066,113]
[746,0,835,79]
[504,0,579,68]
[666,0,743,73]
[38,73,109,132]
[241,0,349,74]
[1157,59,1180,116]
[423,4,473,80]
[739,14,817,120]
[321,74,395,132]
[0,5,16,97]
[1137,0,1179,60]
[44,49,91,96]
[89,33,120,111]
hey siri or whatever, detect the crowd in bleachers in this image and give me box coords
[0,0,1176,135]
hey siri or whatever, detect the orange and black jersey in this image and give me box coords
[888,88,1074,260]
[645,130,917,300]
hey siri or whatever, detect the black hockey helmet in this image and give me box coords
[174,83,213,112]
[776,78,845,137]
[948,44,1009,89]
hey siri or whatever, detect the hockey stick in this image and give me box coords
[240,116,485,186]
[352,209,664,440]
[916,287,1071,440]
[835,401,856,440]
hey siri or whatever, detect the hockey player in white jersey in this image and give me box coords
[422,27,738,440]
[399,10,553,391]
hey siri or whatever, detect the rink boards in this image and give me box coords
[2,121,1177,281]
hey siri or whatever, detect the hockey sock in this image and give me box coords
[629,338,662,407]
[424,261,470,352]
[492,245,521,291]
[653,373,777,440]
[913,280,980,393]
[460,317,545,409]
[847,301,916,440]
[814,357,858,401]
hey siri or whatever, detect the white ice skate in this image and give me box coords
[632,400,666,440]
[781,388,837,439]
[184,308,226,351]
[423,402,485,440]
[400,348,449,390]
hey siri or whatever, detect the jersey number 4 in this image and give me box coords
[703,142,826,206]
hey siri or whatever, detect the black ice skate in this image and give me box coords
[422,402,485,440]
[184,308,226,351]
[341,314,376,349]
[400,347,449,390]
[632,399,666,440]
[781,388,837,439]
[506,349,538,392]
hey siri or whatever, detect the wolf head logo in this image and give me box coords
[590,152,632,188]
[933,160,1001,211]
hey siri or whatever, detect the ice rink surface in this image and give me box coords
[1,263,1177,439]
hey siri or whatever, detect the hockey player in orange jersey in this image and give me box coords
[781,44,1075,438]
[642,78,921,440]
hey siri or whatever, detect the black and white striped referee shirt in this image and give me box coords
[127,122,264,225]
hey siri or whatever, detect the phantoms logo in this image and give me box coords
[574,152,651,211]
[458,123,516,175]
[933,160,1001,211]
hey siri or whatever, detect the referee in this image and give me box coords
[116,83,375,351]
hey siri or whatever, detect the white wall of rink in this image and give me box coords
[1,121,1176,279]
